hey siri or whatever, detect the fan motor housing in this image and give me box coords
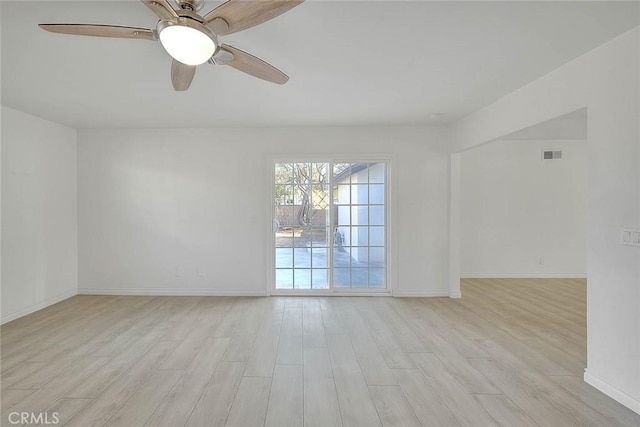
[177,0,205,12]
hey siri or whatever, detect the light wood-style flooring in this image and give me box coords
[2,278,639,426]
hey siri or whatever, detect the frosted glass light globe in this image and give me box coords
[159,22,216,66]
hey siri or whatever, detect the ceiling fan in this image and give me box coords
[39,0,303,91]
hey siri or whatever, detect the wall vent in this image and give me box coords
[542,150,562,160]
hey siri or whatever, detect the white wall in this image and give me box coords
[77,126,449,297]
[1,107,78,324]
[461,139,587,277]
[0,5,3,324]
[449,28,640,413]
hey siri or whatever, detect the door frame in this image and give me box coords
[266,154,397,296]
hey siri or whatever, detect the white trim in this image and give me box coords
[270,290,334,297]
[584,370,640,415]
[387,156,398,297]
[271,290,391,297]
[78,288,268,296]
[460,273,587,279]
[334,288,390,294]
[448,153,462,299]
[394,290,450,297]
[1,289,77,325]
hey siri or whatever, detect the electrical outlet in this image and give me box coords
[621,227,640,247]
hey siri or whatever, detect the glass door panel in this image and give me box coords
[274,161,386,292]
[274,162,330,290]
[332,162,386,289]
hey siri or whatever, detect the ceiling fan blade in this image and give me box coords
[171,59,196,91]
[141,0,179,21]
[204,0,303,35]
[217,44,288,84]
[39,24,155,41]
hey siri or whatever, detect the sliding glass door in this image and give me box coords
[273,160,387,293]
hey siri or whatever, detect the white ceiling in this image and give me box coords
[2,1,639,129]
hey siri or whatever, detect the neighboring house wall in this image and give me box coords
[1,107,78,324]
[78,126,449,297]
[449,28,640,414]
[460,139,587,277]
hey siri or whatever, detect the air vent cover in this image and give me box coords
[542,150,562,160]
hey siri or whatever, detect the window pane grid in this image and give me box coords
[331,162,386,289]
[276,161,386,291]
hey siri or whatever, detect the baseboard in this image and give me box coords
[78,288,268,297]
[394,289,450,297]
[1,289,78,325]
[460,273,587,279]
[81,288,452,298]
[449,291,462,299]
[584,370,640,415]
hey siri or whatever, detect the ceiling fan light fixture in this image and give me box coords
[39,0,303,90]
[158,19,217,66]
